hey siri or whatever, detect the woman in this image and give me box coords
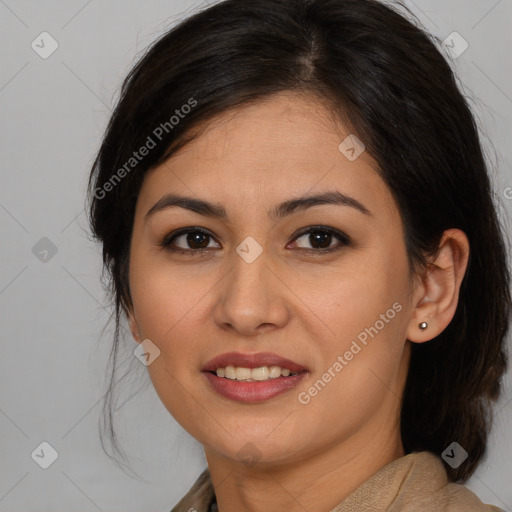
[87,0,510,510]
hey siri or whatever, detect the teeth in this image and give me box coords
[235,367,252,380]
[268,366,281,378]
[214,365,298,381]
[251,366,269,381]
[225,365,236,379]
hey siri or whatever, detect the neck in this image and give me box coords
[204,422,405,512]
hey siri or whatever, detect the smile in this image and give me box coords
[202,352,308,403]
[214,365,298,381]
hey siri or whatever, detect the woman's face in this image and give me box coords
[127,91,417,468]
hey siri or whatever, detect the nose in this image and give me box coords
[213,245,291,337]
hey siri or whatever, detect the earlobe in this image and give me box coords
[406,228,470,343]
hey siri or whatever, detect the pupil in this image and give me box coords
[311,231,331,249]
[188,232,209,249]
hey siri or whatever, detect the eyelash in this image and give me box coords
[159,225,351,256]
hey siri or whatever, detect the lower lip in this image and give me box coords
[203,371,307,403]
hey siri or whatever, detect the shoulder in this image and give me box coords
[406,482,503,512]
[399,452,502,512]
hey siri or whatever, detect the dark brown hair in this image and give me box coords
[87,0,511,481]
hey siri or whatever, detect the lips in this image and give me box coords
[202,351,308,373]
[202,351,308,403]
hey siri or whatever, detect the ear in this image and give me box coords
[406,228,470,343]
[126,308,142,343]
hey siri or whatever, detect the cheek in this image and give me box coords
[294,288,408,438]
[294,251,408,348]
[129,254,207,340]
[128,256,209,408]
[129,264,206,432]
[295,248,410,396]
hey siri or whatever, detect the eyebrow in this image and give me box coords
[145,190,371,222]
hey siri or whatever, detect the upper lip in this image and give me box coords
[202,351,308,373]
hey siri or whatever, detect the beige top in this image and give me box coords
[170,451,502,512]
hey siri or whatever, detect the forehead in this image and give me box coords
[173,91,350,164]
[136,91,396,222]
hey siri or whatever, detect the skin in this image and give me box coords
[127,91,469,512]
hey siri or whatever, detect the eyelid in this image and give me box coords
[160,226,218,250]
[289,225,351,249]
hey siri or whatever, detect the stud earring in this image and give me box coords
[419,321,428,331]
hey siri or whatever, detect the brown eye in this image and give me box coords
[297,230,334,249]
[160,227,220,253]
[179,231,211,249]
[290,226,350,253]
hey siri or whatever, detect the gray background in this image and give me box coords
[1,0,511,510]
